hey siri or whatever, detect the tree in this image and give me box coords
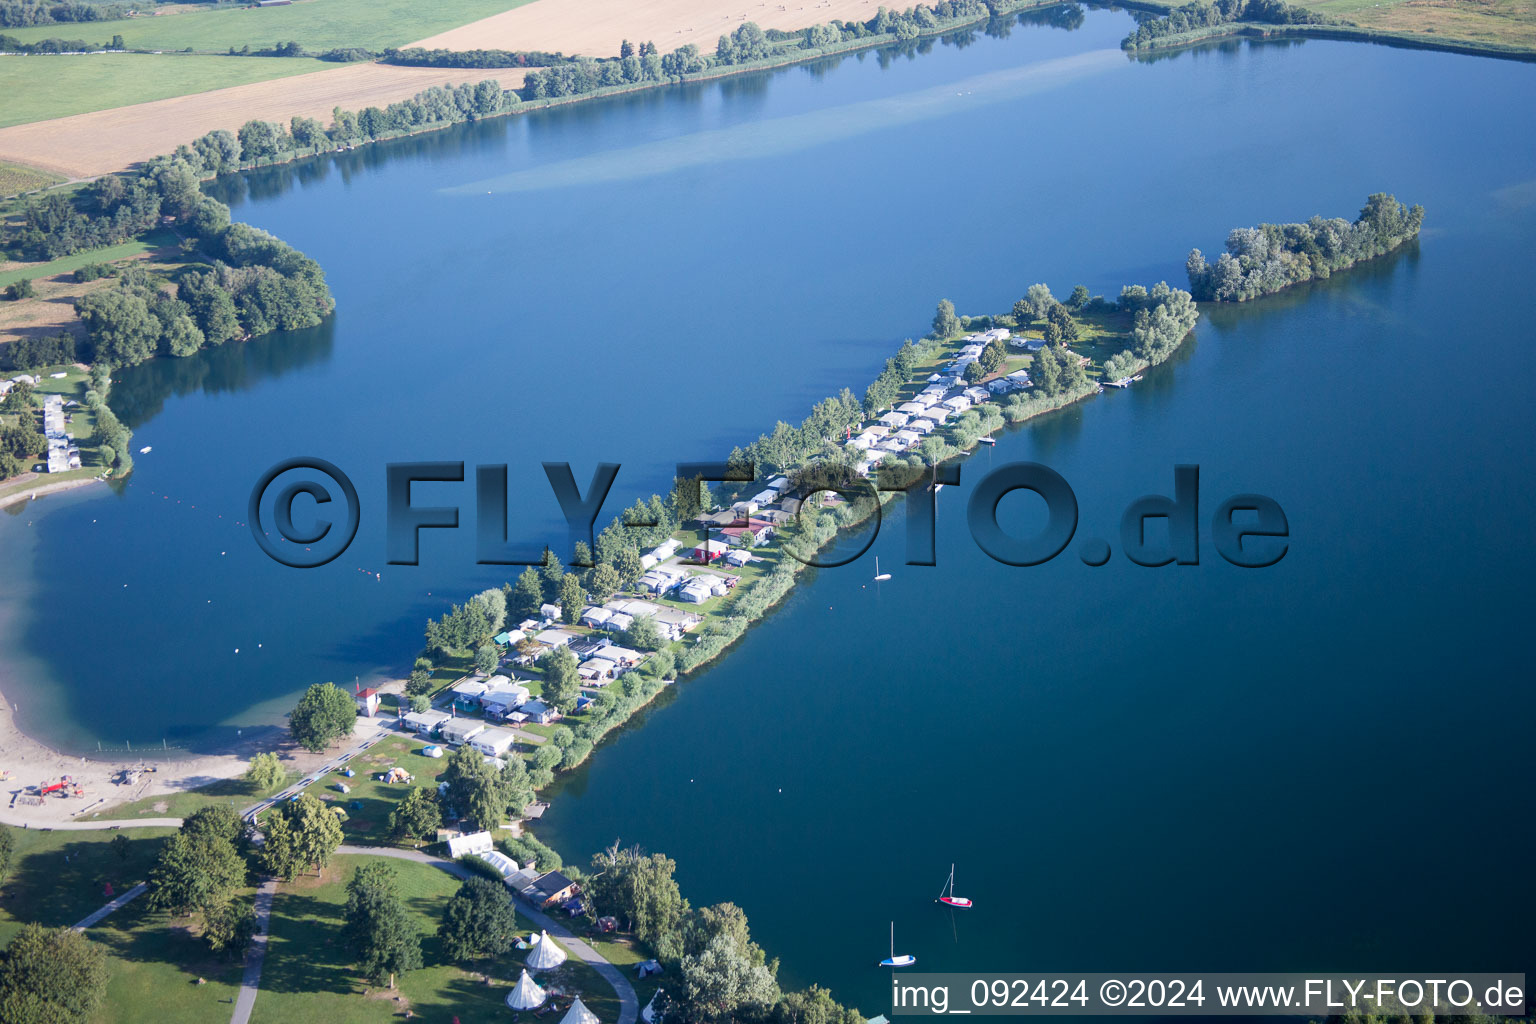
[0,382,32,414]
[474,642,497,676]
[542,646,580,713]
[614,546,644,589]
[76,288,159,367]
[145,807,251,952]
[1011,297,1034,325]
[261,793,343,880]
[1046,302,1080,344]
[1067,284,1091,310]
[1025,282,1055,317]
[110,833,131,862]
[470,587,507,634]
[676,934,779,1022]
[510,567,543,619]
[0,925,109,1024]
[586,843,688,959]
[437,876,519,963]
[405,669,433,696]
[618,616,659,655]
[441,744,510,832]
[343,862,422,987]
[245,751,284,791]
[408,694,430,713]
[289,681,357,752]
[1031,344,1061,396]
[558,573,586,625]
[588,561,621,600]
[388,786,442,845]
[931,298,959,339]
[539,550,565,601]
[2,278,33,301]
[962,361,985,384]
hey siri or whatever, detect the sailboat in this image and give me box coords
[878,922,916,967]
[873,556,891,582]
[937,864,972,908]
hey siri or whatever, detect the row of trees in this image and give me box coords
[382,45,567,68]
[1122,0,1333,49]
[1186,193,1424,302]
[1,332,76,371]
[0,31,123,52]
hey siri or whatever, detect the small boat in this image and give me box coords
[873,556,891,582]
[138,446,152,454]
[878,922,915,967]
[978,436,996,445]
[937,864,972,908]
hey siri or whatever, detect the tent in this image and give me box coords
[526,929,567,970]
[559,997,600,1024]
[505,969,546,1010]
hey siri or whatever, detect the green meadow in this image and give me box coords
[2,0,539,54]
[0,53,332,128]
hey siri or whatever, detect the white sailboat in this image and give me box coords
[873,556,891,582]
[878,921,915,967]
[936,863,972,908]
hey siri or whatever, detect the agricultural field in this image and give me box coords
[1,0,540,53]
[1290,0,1536,48]
[0,161,60,199]
[0,53,332,129]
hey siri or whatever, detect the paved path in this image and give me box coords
[72,881,146,931]
[0,815,185,830]
[230,879,277,1024]
[335,846,638,1024]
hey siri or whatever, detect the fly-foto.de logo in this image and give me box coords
[247,459,1288,571]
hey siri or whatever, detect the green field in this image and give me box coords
[0,53,332,128]
[252,853,615,1024]
[305,734,451,846]
[0,228,178,290]
[3,0,538,53]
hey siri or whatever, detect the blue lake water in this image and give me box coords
[2,7,1534,1011]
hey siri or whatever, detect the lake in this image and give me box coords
[2,5,1534,1012]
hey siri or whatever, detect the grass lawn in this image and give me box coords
[0,228,179,290]
[0,826,174,945]
[0,824,246,1022]
[2,0,540,53]
[0,161,61,199]
[0,53,333,128]
[92,905,247,1024]
[91,768,301,823]
[304,733,449,847]
[253,853,614,1024]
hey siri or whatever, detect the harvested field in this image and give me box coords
[409,0,887,57]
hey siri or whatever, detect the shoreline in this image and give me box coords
[1125,19,1536,62]
[0,472,106,511]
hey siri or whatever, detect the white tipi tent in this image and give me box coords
[526,929,568,970]
[559,996,600,1024]
[505,969,547,1010]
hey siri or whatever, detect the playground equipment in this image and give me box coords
[37,776,84,799]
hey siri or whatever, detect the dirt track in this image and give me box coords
[0,0,887,178]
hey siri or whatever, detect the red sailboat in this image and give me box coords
[937,864,972,908]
